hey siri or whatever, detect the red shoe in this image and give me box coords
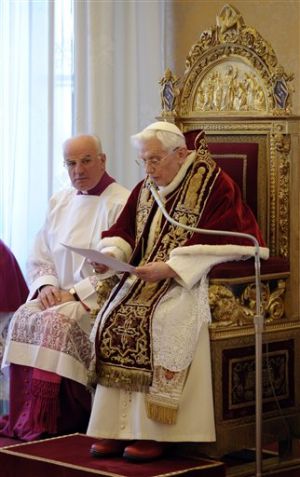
[123,440,165,462]
[90,439,128,458]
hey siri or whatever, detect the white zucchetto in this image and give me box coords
[144,121,184,138]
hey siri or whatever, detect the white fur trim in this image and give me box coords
[99,237,132,262]
[170,244,269,260]
[159,151,195,198]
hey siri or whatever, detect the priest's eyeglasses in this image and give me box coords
[135,148,179,168]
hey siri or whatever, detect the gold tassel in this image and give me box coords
[145,400,178,425]
[98,364,152,392]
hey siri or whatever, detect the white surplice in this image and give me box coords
[2,183,129,386]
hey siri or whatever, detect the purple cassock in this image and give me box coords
[0,240,28,420]
[0,240,29,312]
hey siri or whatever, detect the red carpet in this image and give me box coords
[0,433,225,477]
[0,436,23,447]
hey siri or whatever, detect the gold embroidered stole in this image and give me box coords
[95,150,219,393]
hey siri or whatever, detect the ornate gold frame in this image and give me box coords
[157,3,300,460]
[161,4,294,120]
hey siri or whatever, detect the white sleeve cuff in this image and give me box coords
[99,237,132,262]
[73,277,98,310]
[28,275,58,301]
[167,244,269,290]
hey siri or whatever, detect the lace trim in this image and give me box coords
[10,306,91,368]
[152,277,210,372]
[27,261,58,284]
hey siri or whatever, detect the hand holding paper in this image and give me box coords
[61,243,136,274]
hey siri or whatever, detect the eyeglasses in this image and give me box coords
[64,155,98,170]
[135,148,179,168]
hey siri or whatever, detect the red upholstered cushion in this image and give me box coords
[184,130,258,217]
[183,130,289,279]
[209,256,289,280]
[208,142,258,217]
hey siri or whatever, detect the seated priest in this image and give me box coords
[0,240,29,322]
[0,134,130,441]
[0,240,29,408]
[87,121,269,462]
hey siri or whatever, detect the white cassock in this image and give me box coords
[2,183,129,386]
[87,243,269,443]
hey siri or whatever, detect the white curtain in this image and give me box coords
[0,0,165,273]
[0,1,49,272]
[0,0,73,272]
[74,0,165,189]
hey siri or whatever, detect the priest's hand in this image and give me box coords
[135,262,178,282]
[38,285,62,310]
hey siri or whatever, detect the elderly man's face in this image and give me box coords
[137,137,186,187]
[64,137,106,191]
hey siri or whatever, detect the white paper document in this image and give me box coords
[61,243,136,273]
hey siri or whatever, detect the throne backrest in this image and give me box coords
[184,129,259,219]
[158,3,294,260]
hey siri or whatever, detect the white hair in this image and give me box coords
[63,134,103,155]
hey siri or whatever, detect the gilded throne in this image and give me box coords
[158,4,300,457]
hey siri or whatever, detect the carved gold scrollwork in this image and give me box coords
[265,279,286,321]
[208,278,286,327]
[208,284,254,326]
[176,3,294,116]
[240,281,286,321]
[271,129,290,258]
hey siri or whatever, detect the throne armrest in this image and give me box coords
[208,256,290,325]
[209,256,289,282]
